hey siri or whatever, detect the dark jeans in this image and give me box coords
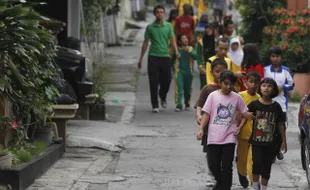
[207,143,235,190]
[252,145,276,180]
[147,56,172,108]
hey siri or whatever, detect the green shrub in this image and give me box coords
[14,148,32,163]
[28,141,47,156]
[290,92,302,103]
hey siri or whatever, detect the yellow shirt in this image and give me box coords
[205,55,234,84]
[197,0,208,18]
[230,61,242,91]
[238,91,260,140]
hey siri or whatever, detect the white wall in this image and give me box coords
[67,0,81,39]
[117,0,133,34]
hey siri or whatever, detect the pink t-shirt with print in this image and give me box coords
[202,90,248,145]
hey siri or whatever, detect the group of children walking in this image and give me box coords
[171,6,293,189]
[141,3,295,189]
[195,46,293,190]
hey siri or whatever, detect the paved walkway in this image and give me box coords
[27,5,309,190]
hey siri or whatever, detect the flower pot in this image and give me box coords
[0,153,12,169]
[292,73,310,98]
[34,127,52,146]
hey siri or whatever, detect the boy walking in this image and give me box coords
[138,5,180,113]
[236,71,261,188]
[173,34,197,111]
[264,46,294,160]
[205,38,243,86]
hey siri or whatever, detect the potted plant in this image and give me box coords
[261,8,310,97]
[0,149,12,169]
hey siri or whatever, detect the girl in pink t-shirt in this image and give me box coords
[197,70,253,189]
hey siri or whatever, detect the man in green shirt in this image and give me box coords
[138,5,180,113]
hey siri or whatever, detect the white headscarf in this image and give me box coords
[228,38,243,67]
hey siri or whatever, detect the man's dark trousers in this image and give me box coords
[147,55,172,109]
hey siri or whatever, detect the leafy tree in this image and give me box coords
[235,0,286,44]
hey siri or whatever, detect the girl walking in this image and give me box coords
[197,24,216,89]
[197,70,253,190]
[248,77,287,190]
[172,34,197,111]
[240,44,264,91]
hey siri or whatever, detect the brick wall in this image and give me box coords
[288,0,308,11]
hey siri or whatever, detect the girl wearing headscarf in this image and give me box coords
[195,14,208,43]
[197,24,216,89]
[227,37,243,91]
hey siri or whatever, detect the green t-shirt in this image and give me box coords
[144,21,174,57]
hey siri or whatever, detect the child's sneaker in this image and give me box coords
[175,107,182,112]
[277,152,284,160]
[160,100,167,108]
[185,104,191,110]
[152,108,159,113]
[238,173,249,188]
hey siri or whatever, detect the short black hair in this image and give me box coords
[219,70,237,84]
[210,21,220,29]
[176,33,185,46]
[211,58,228,71]
[258,77,279,99]
[216,37,228,46]
[153,5,165,14]
[224,19,234,28]
[246,71,261,82]
[269,46,283,56]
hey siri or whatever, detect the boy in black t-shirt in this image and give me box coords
[247,78,287,190]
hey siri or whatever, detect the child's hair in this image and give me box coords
[241,43,261,69]
[211,58,228,71]
[168,9,178,22]
[224,19,234,28]
[258,77,279,99]
[177,33,186,46]
[210,21,220,30]
[219,70,237,84]
[216,37,228,46]
[246,71,261,82]
[153,5,165,14]
[269,46,283,56]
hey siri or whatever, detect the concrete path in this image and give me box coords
[27,5,309,190]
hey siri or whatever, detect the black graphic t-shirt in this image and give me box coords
[248,100,285,146]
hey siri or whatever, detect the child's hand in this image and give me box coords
[278,84,283,92]
[243,112,255,120]
[235,71,244,79]
[196,129,204,140]
[176,50,181,58]
[235,126,242,136]
[196,114,202,125]
[281,141,287,153]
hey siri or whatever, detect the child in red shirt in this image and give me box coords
[175,3,195,45]
[240,44,264,91]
